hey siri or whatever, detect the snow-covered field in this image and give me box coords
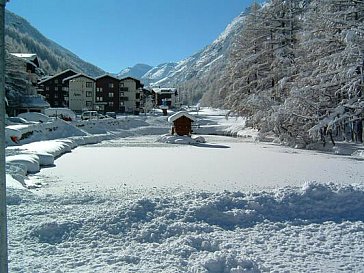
[5,108,364,272]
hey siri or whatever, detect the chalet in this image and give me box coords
[6,53,49,115]
[153,88,178,109]
[95,74,120,113]
[10,53,40,75]
[168,111,196,136]
[38,69,78,107]
[63,73,96,113]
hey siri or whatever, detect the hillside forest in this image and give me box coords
[200,0,364,147]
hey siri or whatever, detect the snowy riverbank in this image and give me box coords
[5,108,252,188]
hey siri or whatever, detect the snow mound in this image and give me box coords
[18,112,51,123]
[6,154,40,173]
[7,182,364,272]
[30,221,81,244]
[157,134,206,145]
[351,150,364,159]
[5,137,113,188]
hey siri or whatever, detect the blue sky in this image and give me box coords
[7,0,254,73]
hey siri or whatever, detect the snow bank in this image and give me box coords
[5,135,114,188]
[5,119,88,146]
[6,154,40,173]
[7,182,364,272]
[156,134,206,145]
[352,150,364,159]
[18,112,51,123]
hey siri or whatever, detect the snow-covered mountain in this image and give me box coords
[139,13,244,88]
[117,12,244,91]
[117,64,153,80]
[140,62,178,85]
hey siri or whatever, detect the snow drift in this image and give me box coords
[7,182,364,272]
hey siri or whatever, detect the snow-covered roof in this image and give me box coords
[38,69,78,84]
[96,74,120,81]
[63,73,95,83]
[10,53,39,67]
[10,53,37,61]
[120,76,141,82]
[167,111,196,123]
[19,95,50,108]
[153,88,177,94]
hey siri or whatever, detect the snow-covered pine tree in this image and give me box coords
[281,0,364,145]
[225,0,303,134]
[226,2,273,119]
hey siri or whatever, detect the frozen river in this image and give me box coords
[29,135,364,194]
[10,134,364,273]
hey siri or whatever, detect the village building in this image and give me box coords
[153,88,178,109]
[37,70,144,115]
[119,77,143,114]
[6,53,49,115]
[95,74,120,113]
[63,73,96,113]
[37,69,78,107]
[168,111,196,136]
[10,53,41,86]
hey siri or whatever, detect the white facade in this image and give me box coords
[119,78,141,113]
[66,74,96,112]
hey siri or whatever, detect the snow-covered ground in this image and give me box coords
[5,108,364,272]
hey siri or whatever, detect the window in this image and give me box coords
[54,79,58,84]
[120,87,128,92]
[46,87,50,91]
[108,83,114,88]
[108,92,114,98]
[119,92,124,96]
[97,87,103,92]
[86,101,92,107]
[108,102,114,107]
[86,91,93,97]
[120,102,124,106]
[54,93,58,99]
[86,82,93,88]
[96,97,103,102]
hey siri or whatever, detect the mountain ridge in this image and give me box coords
[116,12,245,105]
[5,10,105,77]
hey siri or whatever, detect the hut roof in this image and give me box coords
[168,111,196,123]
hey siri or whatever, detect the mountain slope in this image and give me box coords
[152,13,245,105]
[141,63,177,85]
[5,10,105,77]
[117,64,153,79]
[116,12,245,101]
[113,13,244,105]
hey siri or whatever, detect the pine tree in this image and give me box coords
[281,0,364,144]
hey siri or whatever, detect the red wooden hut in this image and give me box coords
[168,111,196,136]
